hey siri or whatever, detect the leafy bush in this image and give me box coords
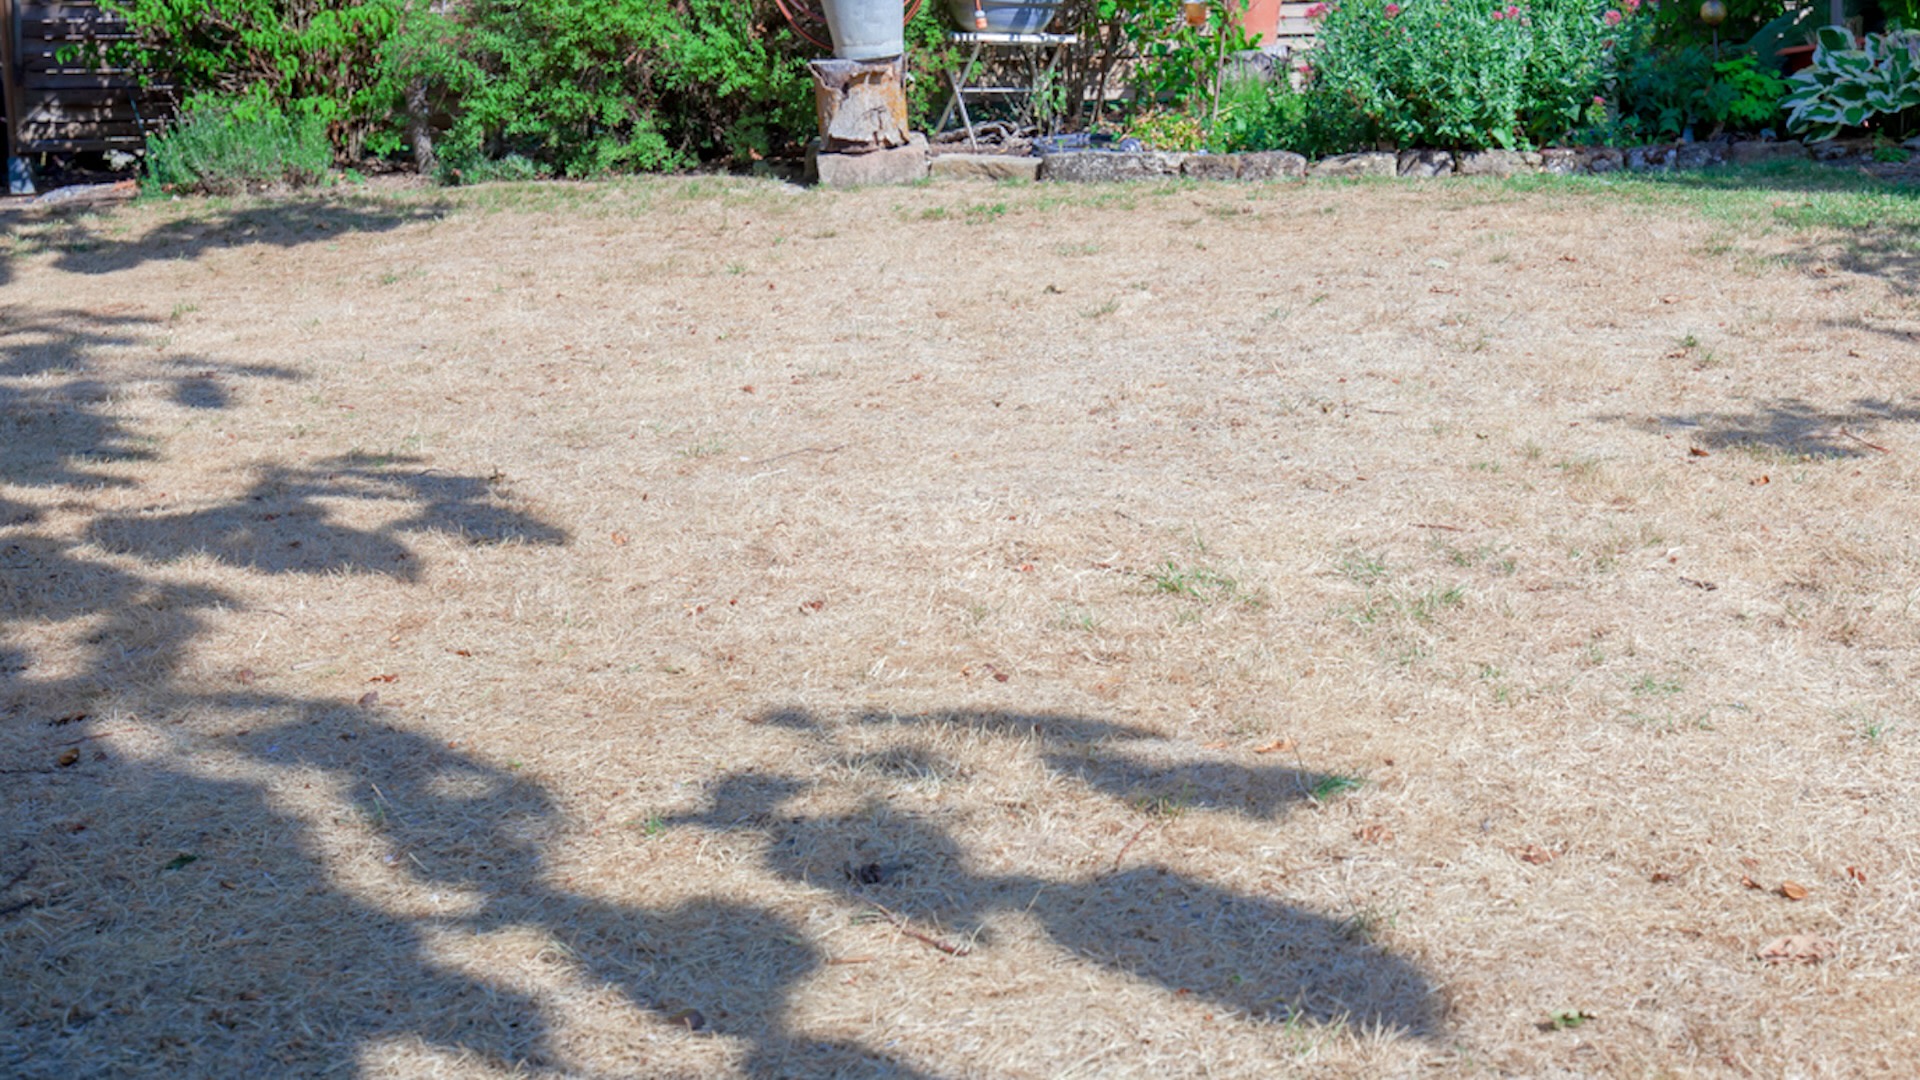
[421,0,822,178]
[1613,46,1790,140]
[1303,0,1631,152]
[144,105,333,194]
[1782,27,1920,141]
[109,0,410,159]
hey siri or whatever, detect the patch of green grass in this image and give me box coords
[1149,561,1250,605]
[1336,549,1388,586]
[964,202,1008,221]
[1310,774,1364,802]
[1630,674,1683,697]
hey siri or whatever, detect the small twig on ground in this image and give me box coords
[864,900,971,956]
[1839,429,1891,454]
[1111,820,1154,874]
[1413,522,1465,532]
[752,443,848,467]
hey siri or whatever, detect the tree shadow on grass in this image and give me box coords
[3,306,1440,1075]
[1613,162,1920,293]
[687,708,1444,1039]
[1596,397,1920,459]
[0,194,450,287]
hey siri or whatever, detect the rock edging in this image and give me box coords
[1033,138,1916,183]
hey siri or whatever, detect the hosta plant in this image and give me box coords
[1781,26,1920,141]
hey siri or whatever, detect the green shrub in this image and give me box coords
[423,0,829,179]
[1611,46,1790,141]
[1302,0,1632,152]
[144,105,333,194]
[108,0,410,160]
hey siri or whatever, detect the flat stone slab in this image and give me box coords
[809,133,929,187]
[1455,149,1541,177]
[1039,151,1187,182]
[1728,139,1807,164]
[1239,150,1307,180]
[1309,152,1397,178]
[929,153,1041,182]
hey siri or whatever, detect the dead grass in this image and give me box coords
[4,168,1919,1077]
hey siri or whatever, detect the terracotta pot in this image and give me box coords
[1236,0,1283,44]
[1776,43,1816,74]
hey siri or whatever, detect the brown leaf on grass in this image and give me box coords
[611,531,630,546]
[1516,845,1555,865]
[1688,447,1711,457]
[1846,866,1868,885]
[1751,474,1770,485]
[1650,871,1676,884]
[1253,737,1297,754]
[56,748,80,767]
[1757,934,1836,965]
[1741,875,1762,890]
[1355,824,1394,845]
[1779,881,1809,901]
[369,674,398,684]
[800,599,825,613]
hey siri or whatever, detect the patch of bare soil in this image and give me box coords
[3,174,1918,1077]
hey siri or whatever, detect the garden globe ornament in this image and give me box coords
[1700,0,1726,60]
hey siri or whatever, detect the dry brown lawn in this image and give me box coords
[3,170,1919,1078]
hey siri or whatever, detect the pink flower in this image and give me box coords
[1603,8,1622,23]
[1592,95,1605,105]
[1491,7,1503,17]
[1385,1,1400,13]
[1506,4,1520,16]
[1624,0,1640,10]
[1305,2,1330,17]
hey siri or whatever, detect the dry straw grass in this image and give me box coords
[4,169,1919,1077]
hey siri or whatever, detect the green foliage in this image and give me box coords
[1209,74,1311,151]
[144,105,333,194]
[1781,27,1920,141]
[430,0,816,178]
[1304,0,1631,152]
[1613,47,1790,140]
[109,0,410,159]
[1102,0,1258,109]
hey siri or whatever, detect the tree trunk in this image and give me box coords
[809,58,911,152]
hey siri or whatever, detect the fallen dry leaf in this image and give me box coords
[1355,824,1394,845]
[1517,845,1555,865]
[1779,881,1809,901]
[612,531,630,546]
[1846,865,1868,885]
[1757,934,1836,965]
[1253,738,1297,755]
[1741,875,1763,890]
[56,748,80,768]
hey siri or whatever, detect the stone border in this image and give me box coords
[1033,138,1916,183]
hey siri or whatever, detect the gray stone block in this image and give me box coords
[929,153,1042,182]
[1455,149,1540,177]
[1398,149,1454,178]
[1728,139,1807,164]
[1674,142,1725,170]
[1309,152,1397,178]
[1039,151,1188,182]
[1181,154,1242,180]
[1238,150,1307,180]
[808,133,930,188]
